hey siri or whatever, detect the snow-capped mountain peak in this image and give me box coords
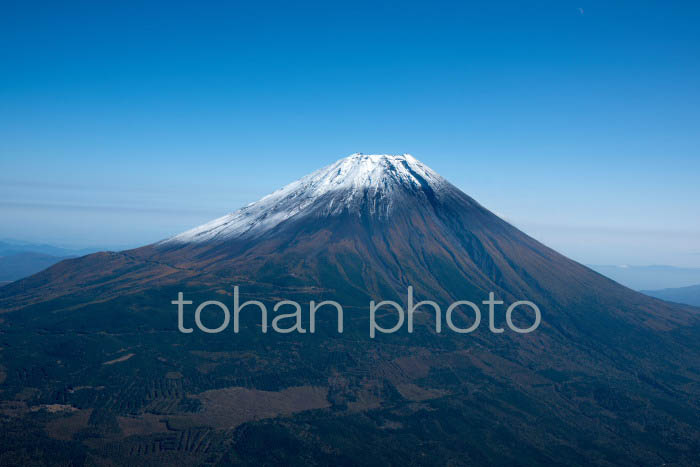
[164,153,448,244]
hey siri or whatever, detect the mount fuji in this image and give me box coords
[0,153,698,466]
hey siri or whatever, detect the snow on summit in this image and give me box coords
[164,153,448,244]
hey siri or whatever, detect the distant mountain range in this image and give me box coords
[0,239,98,258]
[0,154,698,465]
[588,264,700,290]
[0,240,102,284]
[0,252,70,283]
[642,284,700,307]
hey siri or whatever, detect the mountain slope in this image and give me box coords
[5,154,692,329]
[0,153,698,466]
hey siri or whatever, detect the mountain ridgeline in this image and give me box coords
[0,154,698,466]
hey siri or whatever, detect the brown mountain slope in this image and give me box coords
[0,154,698,466]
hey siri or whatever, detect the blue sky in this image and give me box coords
[1,1,699,266]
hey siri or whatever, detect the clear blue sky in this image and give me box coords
[1,1,699,266]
